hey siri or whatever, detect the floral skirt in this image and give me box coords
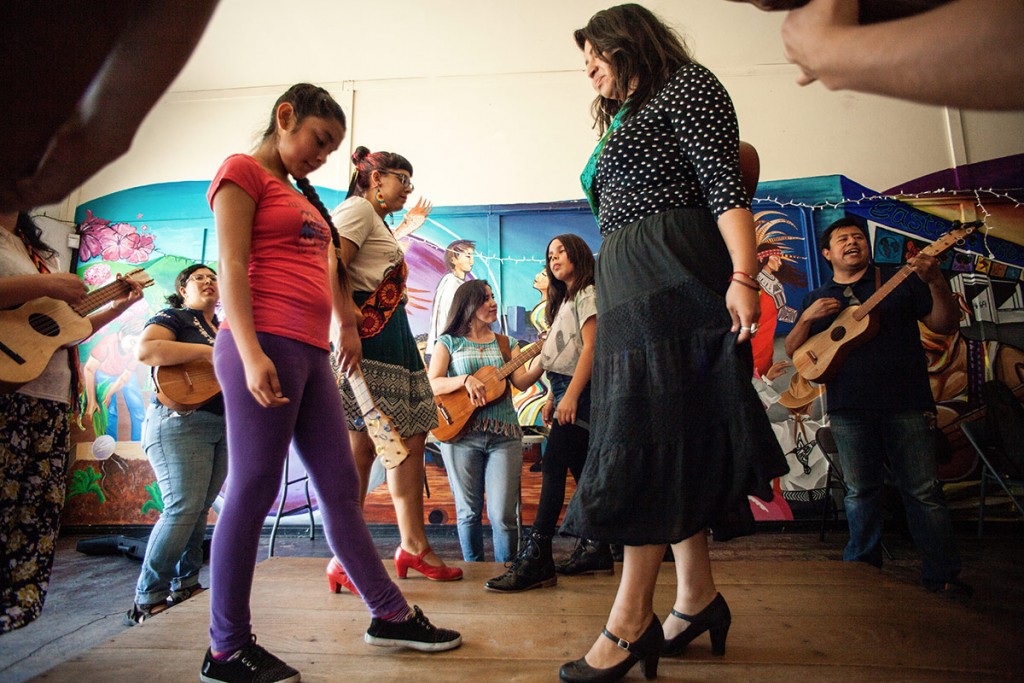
[0,393,70,633]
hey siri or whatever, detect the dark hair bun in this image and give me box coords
[352,146,371,164]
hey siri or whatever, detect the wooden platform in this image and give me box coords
[33,559,1021,681]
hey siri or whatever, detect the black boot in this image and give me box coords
[484,531,557,592]
[556,538,614,576]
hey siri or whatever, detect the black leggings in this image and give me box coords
[531,419,591,536]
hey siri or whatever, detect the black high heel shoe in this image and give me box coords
[560,616,663,682]
[662,592,731,657]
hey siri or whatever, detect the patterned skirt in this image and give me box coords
[560,208,789,545]
[335,297,438,437]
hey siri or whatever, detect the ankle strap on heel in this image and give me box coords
[601,627,633,651]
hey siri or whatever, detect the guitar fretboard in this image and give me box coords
[852,227,971,321]
[70,270,145,317]
[494,337,544,380]
[347,367,377,417]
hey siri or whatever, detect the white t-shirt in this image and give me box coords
[332,196,404,293]
[0,229,72,403]
[540,284,596,376]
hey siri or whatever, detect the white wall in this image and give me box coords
[68,0,1024,215]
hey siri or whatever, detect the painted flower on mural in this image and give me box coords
[83,263,112,286]
[77,210,155,264]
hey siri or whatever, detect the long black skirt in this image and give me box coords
[560,208,788,545]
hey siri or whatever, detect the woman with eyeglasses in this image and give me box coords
[125,264,227,625]
[327,146,462,595]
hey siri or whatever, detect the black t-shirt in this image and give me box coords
[145,307,223,415]
[799,266,935,413]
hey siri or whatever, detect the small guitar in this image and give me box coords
[347,365,410,470]
[0,268,154,393]
[154,359,220,411]
[793,222,979,383]
[432,333,546,443]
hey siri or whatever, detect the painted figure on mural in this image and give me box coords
[751,211,805,379]
[83,312,147,441]
[426,239,475,358]
[530,268,550,334]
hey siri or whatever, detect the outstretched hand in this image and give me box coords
[781,0,859,86]
[9,110,131,212]
[393,197,433,241]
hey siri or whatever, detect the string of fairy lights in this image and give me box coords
[35,187,1023,267]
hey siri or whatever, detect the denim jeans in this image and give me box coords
[440,431,522,562]
[135,403,228,605]
[830,410,961,590]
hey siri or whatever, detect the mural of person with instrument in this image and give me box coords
[1,210,143,633]
[328,146,462,594]
[124,263,227,626]
[428,279,537,564]
[784,216,969,596]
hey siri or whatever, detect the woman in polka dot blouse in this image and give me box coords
[558,5,788,682]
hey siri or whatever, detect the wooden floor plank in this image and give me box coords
[34,560,1021,681]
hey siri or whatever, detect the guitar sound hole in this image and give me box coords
[28,313,60,337]
[829,326,846,342]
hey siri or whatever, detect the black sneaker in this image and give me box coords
[200,635,300,683]
[365,605,462,652]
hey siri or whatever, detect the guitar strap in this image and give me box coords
[875,265,881,291]
[496,334,512,364]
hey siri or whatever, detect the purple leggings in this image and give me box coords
[210,330,406,653]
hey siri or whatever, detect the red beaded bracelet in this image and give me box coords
[729,275,761,292]
[732,270,758,282]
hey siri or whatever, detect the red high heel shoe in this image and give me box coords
[326,557,360,596]
[394,546,463,581]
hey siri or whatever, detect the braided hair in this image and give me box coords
[260,84,349,284]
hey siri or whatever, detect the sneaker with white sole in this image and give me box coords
[364,605,462,652]
[199,635,300,683]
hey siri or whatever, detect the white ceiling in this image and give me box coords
[167,0,789,93]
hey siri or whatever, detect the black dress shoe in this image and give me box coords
[560,616,662,682]
[662,592,731,657]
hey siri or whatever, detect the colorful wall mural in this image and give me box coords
[63,158,1024,529]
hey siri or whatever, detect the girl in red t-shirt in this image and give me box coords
[203,83,460,683]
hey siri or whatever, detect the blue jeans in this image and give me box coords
[135,403,228,605]
[440,431,522,562]
[830,410,961,590]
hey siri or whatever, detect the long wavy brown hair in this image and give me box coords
[574,3,696,135]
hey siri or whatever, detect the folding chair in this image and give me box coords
[268,454,316,558]
[959,418,1024,538]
